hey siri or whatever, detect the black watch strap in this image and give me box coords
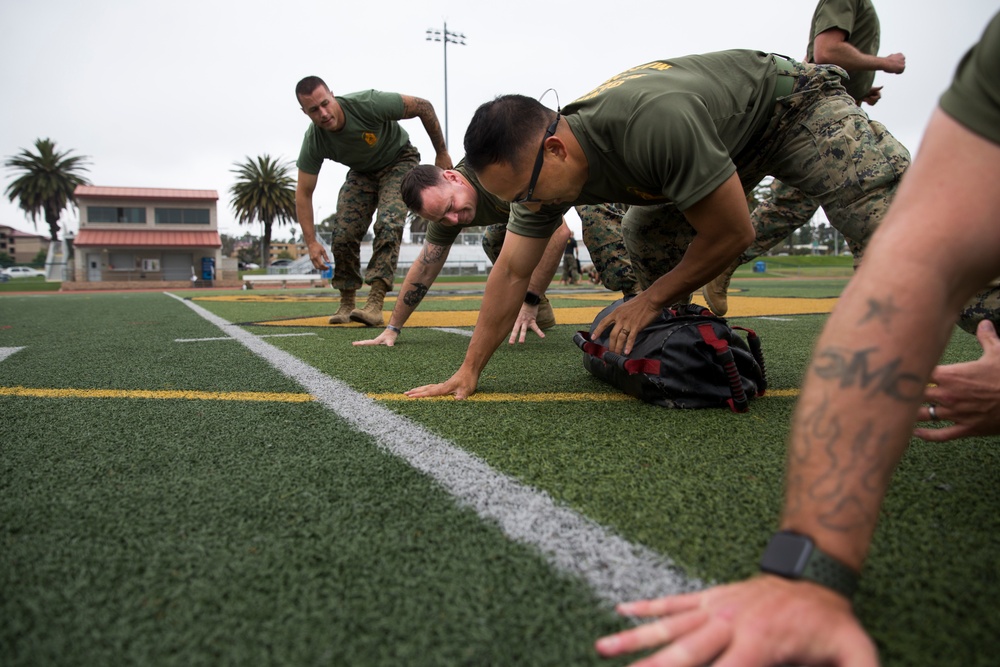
[759,530,859,599]
[524,291,541,306]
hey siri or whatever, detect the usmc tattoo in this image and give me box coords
[403,282,429,307]
[812,345,924,401]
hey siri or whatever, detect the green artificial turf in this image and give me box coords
[1,292,634,667]
[2,285,999,666]
[0,278,60,293]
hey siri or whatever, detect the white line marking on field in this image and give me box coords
[0,346,25,362]
[174,333,318,343]
[756,317,792,321]
[168,292,702,607]
[430,327,474,337]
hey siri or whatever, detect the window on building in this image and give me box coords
[88,206,147,223]
[109,252,137,271]
[154,208,210,225]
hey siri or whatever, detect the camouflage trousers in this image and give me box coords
[562,252,580,283]
[739,66,1000,332]
[623,60,908,292]
[577,204,639,295]
[480,202,638,295]
[742,119,908,266]
[330,143,419,291]
[743,179,826,262]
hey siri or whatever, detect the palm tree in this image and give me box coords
[4,138,91,241]
[229,155,297,268]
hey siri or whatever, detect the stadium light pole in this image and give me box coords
[425,21,466,149]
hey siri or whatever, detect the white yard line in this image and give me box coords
[0,347,25,362]
[168,292,703,608]
[430,327,474,337]
[174,333,318,343]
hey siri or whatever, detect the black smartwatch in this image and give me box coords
[524,291,541,306]
[759,530,859,599]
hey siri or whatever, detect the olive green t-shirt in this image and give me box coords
[424,162,511,247]
[806,0,880,102]
[297,90,409,175]
[507,50,777,238]
[939,11,1000,146]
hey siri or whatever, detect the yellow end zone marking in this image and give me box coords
[194,294,482,304]
[252,296,835,329]
[0,386,315,402]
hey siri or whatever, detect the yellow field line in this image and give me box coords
[0,386,315,402]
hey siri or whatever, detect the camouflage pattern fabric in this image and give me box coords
[743,117,910,267]
[329,143,419,291]
[562,251,581,284]
[480,203,639,295]
[739,67,999,332]
[624,61,908,295]
[576,204,638,295]
[742,179,821,263]
[958,279,1000,335]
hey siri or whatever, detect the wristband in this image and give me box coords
[386,324,402,334]
[524,291,541,306]
[759,530,859,599]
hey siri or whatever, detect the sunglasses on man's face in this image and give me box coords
[513,115,560,204]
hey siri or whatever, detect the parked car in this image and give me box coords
[270,259,293,267]
[1,266,45,278]
[238,262,260,270]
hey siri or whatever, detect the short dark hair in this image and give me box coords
[400,165,446,212]
[295,76,328,102]
[463,95,554,174]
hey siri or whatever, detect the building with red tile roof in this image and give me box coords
[70,185,238,288]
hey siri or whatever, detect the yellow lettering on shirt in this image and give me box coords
[575,73,649,102]
[573,62,671,103]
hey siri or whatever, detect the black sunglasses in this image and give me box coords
[513,115,560,204]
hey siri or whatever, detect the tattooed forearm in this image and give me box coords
[812,346,924,401]
[404,97,448,153]
[420,245,447,265]
[403,282,430,307]
[786,391,893,533]
[858,296,900,328]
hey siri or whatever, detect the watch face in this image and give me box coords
[760,531,814,576]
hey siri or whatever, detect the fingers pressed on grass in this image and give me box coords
[617,592,705,618]
[595,608,708,657]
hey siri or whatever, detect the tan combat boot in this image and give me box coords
[702,260,740,317]
[328,290,356,324]
[349,280,389,327]
[536,295,556,330]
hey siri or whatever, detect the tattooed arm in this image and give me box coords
[353,242,450,347]
[400,95,452,170]
[596,109,1000,666]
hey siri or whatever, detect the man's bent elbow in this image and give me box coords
[734,224,755,255]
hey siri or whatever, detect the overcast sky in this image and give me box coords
[2,0,996,242]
